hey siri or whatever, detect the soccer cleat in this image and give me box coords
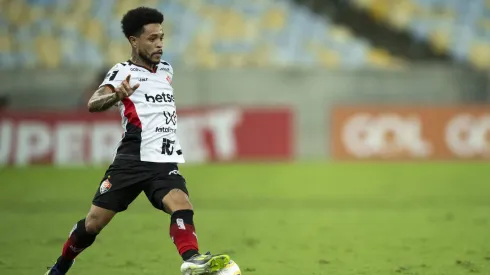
[180,252,230,275]
[44,260,74,275]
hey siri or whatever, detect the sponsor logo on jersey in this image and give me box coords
[138,78,148,82]
[145,93,174,103]
[163,111,177,125]
[159,62,171,73]
[155,126,176,133]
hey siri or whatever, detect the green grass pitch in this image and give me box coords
[1,162,490,275]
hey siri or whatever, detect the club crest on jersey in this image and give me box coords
[166,75,172,84]
[100,179,112,194]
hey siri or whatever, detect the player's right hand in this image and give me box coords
[114,74,140,100]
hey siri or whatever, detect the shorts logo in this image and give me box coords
[169,169,180,176]
[100,179,112,194]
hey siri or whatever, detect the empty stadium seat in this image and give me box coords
[350,0,490,69]
[1,0,404,69]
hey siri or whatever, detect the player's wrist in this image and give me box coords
[112,91,122,101]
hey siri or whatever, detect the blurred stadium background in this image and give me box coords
[2,0,490,274]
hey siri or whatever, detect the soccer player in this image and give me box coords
[45,7,230,275]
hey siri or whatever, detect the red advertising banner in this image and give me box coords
[0,107,293,166]
[331,105,490,160]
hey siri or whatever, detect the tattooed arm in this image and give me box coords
[87,86,119,112]
[88,74,140,113]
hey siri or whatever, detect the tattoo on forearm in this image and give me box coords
[88,90,119,112]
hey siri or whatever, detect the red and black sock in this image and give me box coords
[170,210,199,261]
[56,219,97,272]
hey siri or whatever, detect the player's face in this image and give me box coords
[136,23,164,65]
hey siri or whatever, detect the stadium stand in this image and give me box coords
[0,0,405,70]
[349,0,490,69]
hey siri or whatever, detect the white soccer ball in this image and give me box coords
[215,259,241,275]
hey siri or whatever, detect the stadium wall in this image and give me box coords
[1,64,489,165]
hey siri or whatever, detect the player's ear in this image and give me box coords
[129,36,137,48]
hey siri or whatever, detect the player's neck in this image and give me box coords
[130,55,155,72]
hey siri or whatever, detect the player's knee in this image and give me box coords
[85,206,115,234]
[85,213,106,234]
[162,188,193,213]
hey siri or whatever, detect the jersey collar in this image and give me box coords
[127,60,158,73]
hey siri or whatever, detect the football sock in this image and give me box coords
[56,219,97,272]
[170,209,199,261]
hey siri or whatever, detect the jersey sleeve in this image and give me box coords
[166,63,174,77]
[98,63,128,90]
[161,60,174,81]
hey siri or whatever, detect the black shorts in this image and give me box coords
[92,158,188,213]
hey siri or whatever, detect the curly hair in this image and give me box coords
[121,7,164,38]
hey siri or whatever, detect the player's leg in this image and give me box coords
[46,205,116,275]
[46,159,145,274]
[163,189,230,275]
[143,164,229,275]
[163,188,199,258]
